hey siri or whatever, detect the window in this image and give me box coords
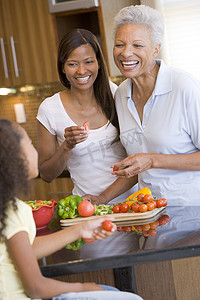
[141,0,200,80]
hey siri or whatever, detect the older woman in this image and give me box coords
[110,5,200,205]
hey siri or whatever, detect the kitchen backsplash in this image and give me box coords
[0,82,63,148]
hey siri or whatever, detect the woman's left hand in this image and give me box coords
[112,153,153,178]
[82,194,105,205]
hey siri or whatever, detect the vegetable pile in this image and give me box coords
[57,188,168,221]
[57,196,113,219]
[121,188,168,213]
[25,200,54,210]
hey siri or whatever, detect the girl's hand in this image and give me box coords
[79,216,116,241]
[64,126,88,149]
[111,153,153,178]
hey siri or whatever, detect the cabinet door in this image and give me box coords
[0,0,59,87]
[0,0,14,86]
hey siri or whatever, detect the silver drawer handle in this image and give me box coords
[0,37,9,78]
[10,36,19,78]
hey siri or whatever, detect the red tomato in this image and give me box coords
[151,200,157,209]
[137,193,144,201]
[139,203,148,213]
[103,220,113,232]
[156,199,164,208]
[83,238,95,243]
[158,214,170,225]
[120,203,129,213]
[141,224,150,231]
[83,121,90,133]
[148,228,157,236]
[131,203,140,213]
[124,226,132,232]
[149,221,159,229]
[147,202,155,211]
[117,226,123,231]
[78,200,95,217]
[142,194,153,203]
[113,205,121,213]
[113,167,119,172]
[161,198,168,207]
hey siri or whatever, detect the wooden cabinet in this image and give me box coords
[29,177,74,202]
[51,0,139,77]
[0,0,59,87]
[100,0,139,77]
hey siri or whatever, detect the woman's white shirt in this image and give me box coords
[115,60,200,206]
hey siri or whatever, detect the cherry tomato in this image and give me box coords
[103,220,113,232]
[141,224,150,231]
[158,214,170,225]
[124,226,132,232]
[113,167,119,172]
[142,194,153,203]
[83,121,90,133]
[139,203,148,213]
[117,226,123,231]
[83,238,95,243]
[137,193,144,201]
[113,205,121,213]
[149,221,159,229]
[147,202,155,211]
[151,200,157,209]
[131,203,140,213]
[120,203,129,213]
[148,228,157,236]
[161,198,168,207]
[78,200,95,217]
[156,199,164,208]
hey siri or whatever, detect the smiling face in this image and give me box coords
[63,44,99,90]
[113,23,160,79]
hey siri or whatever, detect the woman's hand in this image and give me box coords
[82,194,106,205]
[112,153,153,178]
[64,126,88,150]
[79,216,116,241]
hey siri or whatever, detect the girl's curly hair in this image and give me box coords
[0,119,30,240]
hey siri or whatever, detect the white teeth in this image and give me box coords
[122,61,138,68]
[76,76,90,82]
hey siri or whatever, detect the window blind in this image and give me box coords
[156,0,200,80]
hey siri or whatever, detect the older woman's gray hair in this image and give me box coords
[113,5,164,46]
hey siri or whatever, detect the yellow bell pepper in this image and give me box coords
[125,187,152,208]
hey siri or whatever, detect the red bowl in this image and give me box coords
[32,200,57,229]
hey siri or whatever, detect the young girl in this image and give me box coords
[0,119,143,300]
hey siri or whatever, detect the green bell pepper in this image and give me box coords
[65,238,86,250]
[57,195,83,219]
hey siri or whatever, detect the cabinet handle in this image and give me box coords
[0,37,9,78]
[10,36,19,78]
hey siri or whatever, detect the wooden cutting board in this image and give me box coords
[60,207,166,227]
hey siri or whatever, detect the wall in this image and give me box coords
[0,82,63,148]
